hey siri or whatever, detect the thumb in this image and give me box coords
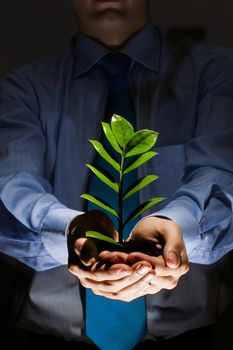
[160,220,184,269]
[74,237,98,266]
[163,243,182,269]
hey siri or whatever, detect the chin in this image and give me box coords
[95,10,127,30]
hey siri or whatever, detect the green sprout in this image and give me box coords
[81,114,165,246]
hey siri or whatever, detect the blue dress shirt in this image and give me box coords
[1,23,233,271]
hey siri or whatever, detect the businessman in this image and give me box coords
[1,0,233,349]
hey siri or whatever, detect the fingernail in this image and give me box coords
[168,251,179,265]
[136,265,150,275]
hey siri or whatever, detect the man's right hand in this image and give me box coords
[67,210,118,267]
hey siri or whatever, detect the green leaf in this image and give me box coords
[81,194,118,217]
[123,197,166,226]
[87,164,119,193]
[123,175,159,200]
[123,151,158,174]
[85,231,123,247]
[89,140,120,172]
[102,122,122,154]
[111,114,134,149]
[125,130,158,157]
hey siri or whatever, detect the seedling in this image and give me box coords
[81,114,165,246]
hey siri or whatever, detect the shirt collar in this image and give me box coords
[74,22,161,78]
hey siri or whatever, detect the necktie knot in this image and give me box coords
[98,53,132,78]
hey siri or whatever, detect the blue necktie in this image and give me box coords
[86,53,147,350]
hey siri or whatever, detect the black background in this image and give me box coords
[0,0,232,77]
[0,1,233,348]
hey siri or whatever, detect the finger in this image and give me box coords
[99,251,129,264]
[152,255,189,277]
[115,274,179,301]
[163,245,190,271]
[74,237,98,266]
[150,275,178,290]
[96,271,156,302]
[128,252,189,277]
[85,262,152,293]
[164,249,180,269]
[127,252,155,266]
[155,262,189,277]
[161,223,184,269]
[144,284,162,295]
[68,262,132,281]
[113,230,119,242]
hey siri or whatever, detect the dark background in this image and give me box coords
[0,0,232,77]
[0,0,233,349]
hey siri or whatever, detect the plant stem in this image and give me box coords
[118,152,125,244]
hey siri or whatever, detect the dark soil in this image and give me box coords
[99,238,163,257]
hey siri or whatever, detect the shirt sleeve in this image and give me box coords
[153,53,233,264]
[0,71,81,271]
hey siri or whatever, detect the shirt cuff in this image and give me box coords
[41,207,83,265]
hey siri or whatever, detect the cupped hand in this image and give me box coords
[129,216,190,271]
[67,210,118,267]
[124,216,190,293]
[69,251,157,302]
